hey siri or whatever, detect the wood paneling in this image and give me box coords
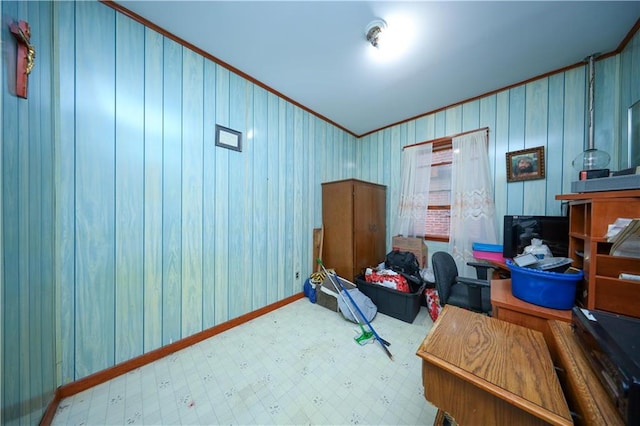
[161,36,184,347]
[74,0,117,379]
[3,1,23,421]
[56,0,78,387]
[546,73,566,213]
[1,1,639,423]
[356,35,640,249]
[507,85,526,214]
[48,0,356,385]
[619,30,640,169]
[562,67,586,193]
[1,1,57,423]
[181,47,204,339]
[114,11,145,365]
[523,78,548,213]
[227,72,250,319]
[142,26,164,353]
[493,91,510,227]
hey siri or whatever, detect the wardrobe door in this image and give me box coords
[353,182,386,279]
[321,180,354,279]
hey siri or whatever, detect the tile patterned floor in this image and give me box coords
[52,297,437,425]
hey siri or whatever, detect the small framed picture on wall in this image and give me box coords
[506,146,545,182]
[215,124,242,152]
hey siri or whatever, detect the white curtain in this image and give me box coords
[394,143,433,237]
[449,130,499,277]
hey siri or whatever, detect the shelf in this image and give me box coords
[556,189,640,200]
[594,276,640,318]
[595,254,640,276]
[562,190,640,315]
[568,232,587,239]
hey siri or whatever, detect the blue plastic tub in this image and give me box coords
[506,259,583,310]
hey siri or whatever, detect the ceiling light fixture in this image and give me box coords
[365,19,387,48]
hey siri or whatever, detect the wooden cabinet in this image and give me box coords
[556,190,640,317]
[322,179,386,281]
[491,279,572,334]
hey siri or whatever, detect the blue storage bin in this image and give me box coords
[506,259,583,310]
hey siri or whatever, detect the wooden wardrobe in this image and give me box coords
[321,179,386,281]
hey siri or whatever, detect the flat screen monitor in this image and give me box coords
[503,215,569,259]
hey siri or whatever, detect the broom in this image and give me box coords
[324,272,376,345]
[317,259,393,360]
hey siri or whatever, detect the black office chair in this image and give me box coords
[431,251,495,315]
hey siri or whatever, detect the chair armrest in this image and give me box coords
[456,276,491,288]
[467,261,495,269]
[467,261,497,280]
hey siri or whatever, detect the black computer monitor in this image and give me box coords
[503,215,569,259]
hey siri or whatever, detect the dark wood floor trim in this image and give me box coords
[39,392,60,426]
[39,292,304,425]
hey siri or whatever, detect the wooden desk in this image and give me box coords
[491,279,623,424]
[417,305,572,426]
[546,321,623,426]
[491,279,572,334]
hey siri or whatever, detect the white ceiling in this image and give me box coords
[113,1,640,136]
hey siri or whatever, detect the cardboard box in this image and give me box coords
[391,236,429,268]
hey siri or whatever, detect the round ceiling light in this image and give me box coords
[365,19,387,48]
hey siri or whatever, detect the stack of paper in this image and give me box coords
[609,219,640,258]
[606,218,634,241]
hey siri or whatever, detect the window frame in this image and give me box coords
[404,127,489,243]
[424,138,452,242]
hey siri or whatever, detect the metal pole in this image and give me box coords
[587,54,595,151]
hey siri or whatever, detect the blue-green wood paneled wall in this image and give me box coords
[356,38,640,262]
[620,26,640,168]
[1,0,638,422]
[1,1,57,424]
[53,1,355,383]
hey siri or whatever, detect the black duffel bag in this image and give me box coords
[385,250,423,291]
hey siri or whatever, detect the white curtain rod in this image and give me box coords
[403,127,489,150]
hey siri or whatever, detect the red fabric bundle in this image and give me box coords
[364,271,410,293]
[424,288,442,321]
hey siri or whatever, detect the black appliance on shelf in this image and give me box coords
[572,307,640,425]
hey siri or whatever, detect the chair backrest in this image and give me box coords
[431,251,459,305]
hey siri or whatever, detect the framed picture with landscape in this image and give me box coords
[506,146,545,182]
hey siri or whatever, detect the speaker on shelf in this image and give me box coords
[578,169,610,180]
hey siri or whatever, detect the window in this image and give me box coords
[425,140,452,241]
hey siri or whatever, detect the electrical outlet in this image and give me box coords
[295,272,300,279]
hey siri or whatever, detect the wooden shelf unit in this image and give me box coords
[556,190,640,317]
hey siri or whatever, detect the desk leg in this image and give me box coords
[433,409,457,426]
